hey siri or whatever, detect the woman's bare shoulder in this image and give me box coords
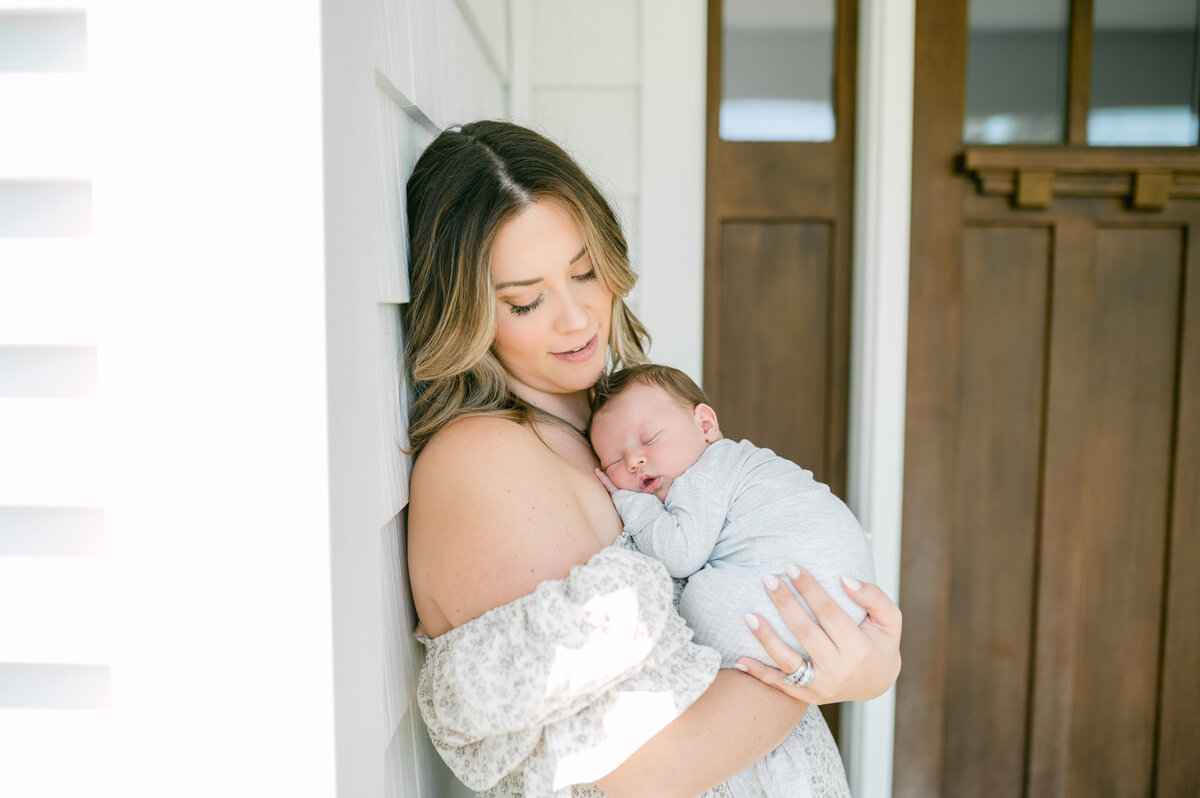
[408,415,602,632]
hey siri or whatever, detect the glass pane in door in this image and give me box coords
[1089,0,1200,146]
[719,0,836,141]
[964,0,1070,144]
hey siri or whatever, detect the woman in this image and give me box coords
[405,120,901,797]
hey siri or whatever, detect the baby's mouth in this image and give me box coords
[639,475,661,494]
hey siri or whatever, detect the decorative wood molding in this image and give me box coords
[962,146,1200,210]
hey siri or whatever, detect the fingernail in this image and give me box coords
[733,662,749,672]
[842,574,862,591]
[763,573,780,591]
[786,564,802,580]
[744,613,760,630]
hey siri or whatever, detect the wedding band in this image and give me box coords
[784,657,815,688]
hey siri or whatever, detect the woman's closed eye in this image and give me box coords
[508,295,544,316]
[572,267,597,283]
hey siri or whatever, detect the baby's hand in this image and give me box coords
[594,467,618,495]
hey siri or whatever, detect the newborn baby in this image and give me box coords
[587,363,876,672]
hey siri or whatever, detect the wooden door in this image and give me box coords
[704,0,858,740]
[703,0,857,496]
[898,1,1200,795]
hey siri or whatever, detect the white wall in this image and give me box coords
[0,1,501,796]
[328,1,504,795]
[513,0,708,384]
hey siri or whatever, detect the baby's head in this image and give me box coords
[589,364,722,501]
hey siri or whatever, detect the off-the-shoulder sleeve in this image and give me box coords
[416,544,721,796]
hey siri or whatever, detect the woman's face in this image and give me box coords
[491,200,613,398]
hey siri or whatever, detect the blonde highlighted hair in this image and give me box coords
[405,120,648,453]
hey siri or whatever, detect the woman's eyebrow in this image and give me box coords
[495,247,587,289]
[495,276,542,289]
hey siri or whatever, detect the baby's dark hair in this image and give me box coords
[589,364,710,434]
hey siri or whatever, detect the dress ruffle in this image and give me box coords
[417,544,724,797]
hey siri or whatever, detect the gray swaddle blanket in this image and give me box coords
[613,438,873,798]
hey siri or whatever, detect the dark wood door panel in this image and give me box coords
[1157,224,1200,795]
[943,225,1051,798]
[713,143,840,216]
[902,3,1200,793]
[1030,225,1183,797]
[712,220,832,478]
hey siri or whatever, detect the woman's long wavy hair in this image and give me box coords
[405,120,649,453]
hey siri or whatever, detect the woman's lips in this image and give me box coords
[552,334,597,363]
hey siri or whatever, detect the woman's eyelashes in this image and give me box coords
[508,295,543,316]
[506,268,596,315]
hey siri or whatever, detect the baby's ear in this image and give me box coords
[695,403,722,442]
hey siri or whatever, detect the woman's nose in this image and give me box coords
[554,289,589,333]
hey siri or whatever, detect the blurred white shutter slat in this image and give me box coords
[0,399,101,506]
[0,250,99,345]
[0,709,112,794]
[0,559,110,663]
[0,31,104,798]
[0,75,90,178]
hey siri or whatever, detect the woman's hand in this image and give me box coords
[736,565,901,704]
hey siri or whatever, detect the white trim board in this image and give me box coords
[842,0,915,796]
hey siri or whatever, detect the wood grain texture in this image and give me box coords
[713,220,832,478]
[943,225,1050,798]
[1156,224,1200,795]
[1065,0,1093,145]
[895,0,969,793]
[1031,226,1182,797]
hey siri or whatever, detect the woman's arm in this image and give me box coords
[595,668,808,798]
[595,568,902,798]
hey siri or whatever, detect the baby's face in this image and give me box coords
[590,382,721,502]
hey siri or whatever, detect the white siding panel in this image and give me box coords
[530,0,570,81]
[0,558,110,664]
[410,0,506,128]
[613,193,642,311]
[0,710,112,795]
[0,75,89,179]
[0,399,100,506]
[462,0,509,82]
[378,305,411,521]
[385,707,420,798]
[528,88,640,195]
[382,512,417,735]
[374,91,413,305]
[530,0,639,86]
[374,0,417,105]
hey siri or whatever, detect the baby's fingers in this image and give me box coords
[593,468,618,495]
